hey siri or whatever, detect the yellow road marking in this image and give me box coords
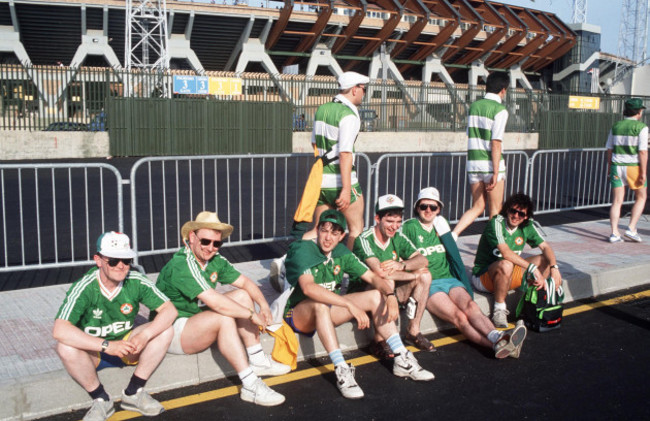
[109,288,650,420]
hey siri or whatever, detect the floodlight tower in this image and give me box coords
[571,0,587,24]
[614,0,650,80]
[125,0,170,95]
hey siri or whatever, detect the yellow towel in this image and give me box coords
[293,145,323,224]
[267,321,299,371]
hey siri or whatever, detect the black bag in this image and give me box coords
[516,278,564,332]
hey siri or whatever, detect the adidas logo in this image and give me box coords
[93,308,103,319]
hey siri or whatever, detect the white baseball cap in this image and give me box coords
[415,187,444,208]
[96,231,137,259]
[338,71,370,90]
[375,194,405,213]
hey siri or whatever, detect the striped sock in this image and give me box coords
[328,349,346,367]
[238,367,258,388]
[386,333,407,355]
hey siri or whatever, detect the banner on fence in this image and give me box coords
[173,75,242,96]
[568,96,601,110]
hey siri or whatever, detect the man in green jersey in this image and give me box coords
[283,209,434,399]
[472,193,563,328]
[352,194,433,356]
[401,188,526,359]
[154,212,288,407]
[607,97,648,243]
[453,72,510,237]
[53,232,177,421]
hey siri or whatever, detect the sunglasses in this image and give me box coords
[418,204,439,212]
[357,84,366,93]
[102,257,133,267]
[198,237,223,248]
[508,208,527,218]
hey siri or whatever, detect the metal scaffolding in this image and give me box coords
[615,0,650,80]
[125,0,170,72]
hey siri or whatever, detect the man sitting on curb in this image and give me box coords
[283,209,434,399]
[153,212,289,407]
[351,194,434,357]
[53,231,177,421]
[472,193,563,328]
[401,188,526,358]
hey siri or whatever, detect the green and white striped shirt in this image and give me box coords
[466,93,508,175]
[606,117,648,166]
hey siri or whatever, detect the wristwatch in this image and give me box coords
[101,339,109,352]
[550,264,559,270]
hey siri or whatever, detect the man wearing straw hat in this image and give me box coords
[154,211,289,407]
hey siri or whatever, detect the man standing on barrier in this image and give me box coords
[153,212,289,407]
[453,72,510,238]
[53,231,177,421]
[607,98,648,243]
[471,193,563,328]
[401,188,526,358]
[282,209,434,400]
[270,71,370,292]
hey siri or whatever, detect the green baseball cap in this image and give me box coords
[625,98,646,111]
[319,209,347,231]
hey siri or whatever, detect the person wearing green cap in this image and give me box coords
[282,209,434,400]
[606,98,648,243]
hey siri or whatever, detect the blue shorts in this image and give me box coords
[94,332,137,370]
[283,307,316,338]
[429,277,469,296]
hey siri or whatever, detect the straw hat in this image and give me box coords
[181,211,234,241]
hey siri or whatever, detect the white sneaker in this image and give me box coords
[393,351,435,381]
[509,320,527,358]
[250,353,291,377]
[335,364,365,399]
[609,234,623,243]
[269,256,286,293]
[625,229,642,242]
[83,398,114,421]
[240,378,286,407]
[493,334,514,359]
[120,388,164,416]
[492,308,509,328]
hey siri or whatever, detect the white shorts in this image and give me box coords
[471,275,490,292]
[168,317,189,355]
[468,172,506,185]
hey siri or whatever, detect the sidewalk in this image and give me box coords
[2,218,650,420]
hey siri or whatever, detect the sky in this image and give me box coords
[499,0,623,55]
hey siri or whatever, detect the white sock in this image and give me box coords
[487,329,504,344]
[238,367,258,388]
[247,344,267,366]
[494,302,507,311]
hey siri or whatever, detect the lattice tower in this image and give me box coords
[615,0,650,79]
[571,0,587,24]
[125,0,169,71]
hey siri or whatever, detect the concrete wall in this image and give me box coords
[0,130,538,160]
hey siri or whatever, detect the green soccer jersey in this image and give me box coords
[466,93,508,176]
[353,226,418,264]
[606,118,649,166]
[55,267,169,341]
[400,218,453,280]
[155,246,241,319]
[285,240,369,310]
[472,215,545,276]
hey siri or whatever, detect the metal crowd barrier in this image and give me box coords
[129,153,372,264]
[373,151,530,223]
[529,148,635,214]
[0,163,124,272]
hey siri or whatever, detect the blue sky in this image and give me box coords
[500,0,622,55]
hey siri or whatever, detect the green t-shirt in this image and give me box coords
[400,218,453,279]
[285,239,369,310]
[472,215,545,276]
[55,267,169,341]
[155,246,241,319]
[353,226,418,265]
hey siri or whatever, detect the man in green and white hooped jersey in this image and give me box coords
[471,193,563,328]
[302,71,369,251]
[401,187,526,359]
[453,72,510,238]
[283,209,433,400]
[154,211,288,407]
[606,97,648,243]
[53,232,177,421]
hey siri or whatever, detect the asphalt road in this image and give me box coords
[42,285,650,421]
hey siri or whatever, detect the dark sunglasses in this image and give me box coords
[102,257,133,267]
[198,237,223,248]
[508,208,527,218]
[357,84,366,92]
[418,204,439,212]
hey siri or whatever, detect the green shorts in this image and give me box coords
[317,183,363,206]
[429,277,470,296]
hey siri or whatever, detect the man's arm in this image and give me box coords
[487,140,502,191]
[360,270,399,322]
[52,319,136,357]
[197,288,265,327]
[380,252,428,279]
[639,150,647,185]
[231,274,273,326]
[496,243,544,289]
[335,151,353,211]
[128,301,177,354]
[538,241,562,287]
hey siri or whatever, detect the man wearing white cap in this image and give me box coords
[53,231,177,421]
[401,188,527,359]
[154,211,288,407]
[352,194,434,357]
